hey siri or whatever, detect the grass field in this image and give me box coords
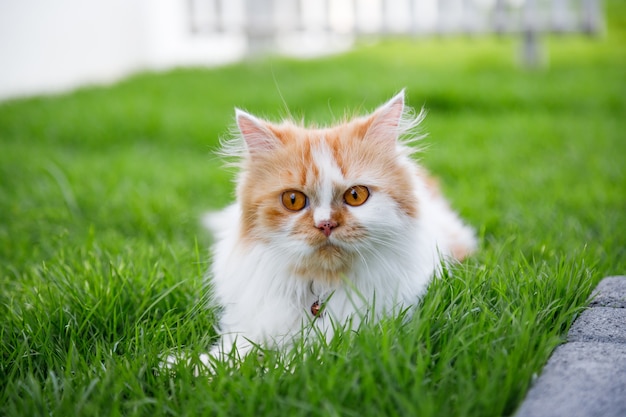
[1,2,625,416]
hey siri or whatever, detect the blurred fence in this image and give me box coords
[0,0,605,100]
[188,0,603,65]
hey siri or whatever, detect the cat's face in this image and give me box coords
[233,92,420,282]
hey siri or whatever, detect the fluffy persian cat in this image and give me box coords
[200,90,476,364]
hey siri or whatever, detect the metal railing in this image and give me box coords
[188,0,603,65]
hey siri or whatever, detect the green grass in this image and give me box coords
[1,1,625,415]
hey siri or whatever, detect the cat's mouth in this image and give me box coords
[311,237,347,251]
[313,241,354,266]
[316,241,342,252]
[307,228,361,251]
[291,241,353,282]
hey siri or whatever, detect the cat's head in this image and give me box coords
[226,91,425,282]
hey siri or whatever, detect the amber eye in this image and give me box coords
[344,186,370,207]
[281,190,308,211]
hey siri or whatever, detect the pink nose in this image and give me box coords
[317,220,338,237]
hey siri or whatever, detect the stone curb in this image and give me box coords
[515,276,626,417]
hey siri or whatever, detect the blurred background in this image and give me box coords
[0,0,603,101]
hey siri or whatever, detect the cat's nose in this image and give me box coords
[317,220,338,237]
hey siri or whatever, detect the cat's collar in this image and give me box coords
[309,281,325,318]
[310,300,321,317]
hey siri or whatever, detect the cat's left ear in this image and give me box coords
[235,109,281,155]
[363,90,405,147]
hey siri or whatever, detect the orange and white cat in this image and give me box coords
[202,90,476,363]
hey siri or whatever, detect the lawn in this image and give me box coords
[1,2,625,416]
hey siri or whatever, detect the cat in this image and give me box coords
[197,90,476,367]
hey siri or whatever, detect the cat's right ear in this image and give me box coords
[363,90,406,149]
[235,109,280,154]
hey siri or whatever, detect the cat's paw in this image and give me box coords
[157,352,214,377]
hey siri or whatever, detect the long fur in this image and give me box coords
[202,90,477,362]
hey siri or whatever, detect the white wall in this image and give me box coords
[0,0,246,100]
